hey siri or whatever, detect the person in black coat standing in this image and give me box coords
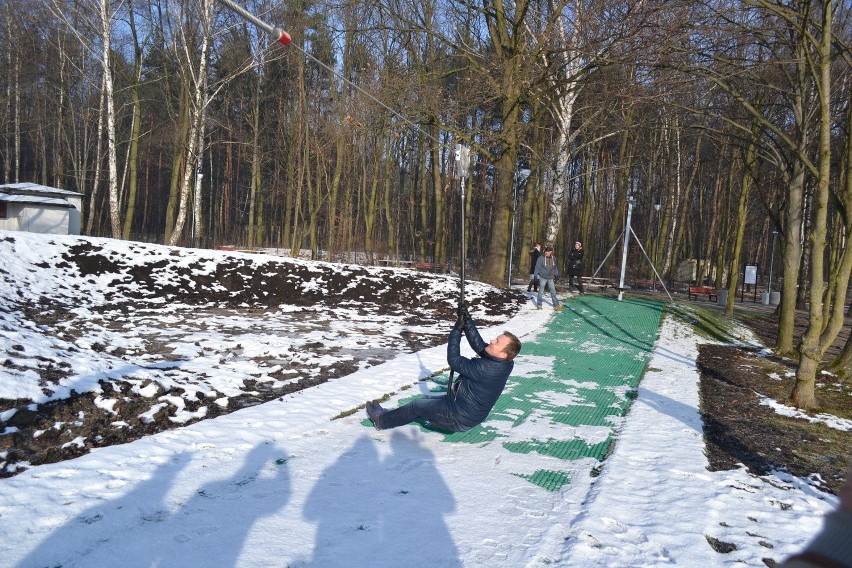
[568,241,585,295]
[527,242,542,292]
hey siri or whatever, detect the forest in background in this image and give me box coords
[1,0,851,408]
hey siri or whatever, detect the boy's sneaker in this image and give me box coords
[536,306,543,310]
[366,400,387,430]
[553,305,564,311]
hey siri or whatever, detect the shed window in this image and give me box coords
[0,202,6,219]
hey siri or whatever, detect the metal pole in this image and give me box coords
[449,143,470,399]
[653,198,660,292]
[460,177,466,300]
[630,226,674,301]
[455,144,470,301]
[768,230,777,291]
[618,197,635,301]
[507,170,517,288]
[507,169,530,288]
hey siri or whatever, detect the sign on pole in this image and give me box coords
[455,144,470,179]
[742,263,759,302]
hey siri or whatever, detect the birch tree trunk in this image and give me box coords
[168,0,212,247]
[193,77,208,246]
[543,5,582,244]
[100,0,121,238]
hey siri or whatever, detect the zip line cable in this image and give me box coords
[215,0,587,315]
[217,0,471,327]
[217,0,567,187]
[216,0,443,148]
[219,0,478,401]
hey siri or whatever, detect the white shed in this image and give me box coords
[0,182,84,235]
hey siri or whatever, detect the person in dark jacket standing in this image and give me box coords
[568,241,585,295]
[366,309,521,432]
[527,242,542,292]
[534,245,563,310]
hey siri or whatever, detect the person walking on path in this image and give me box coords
[365,307,522,432]
[568,241,585,295]
[534,245,563,310]
[527,243,542,292]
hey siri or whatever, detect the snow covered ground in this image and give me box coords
[0,232,844,567]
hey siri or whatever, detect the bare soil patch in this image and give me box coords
[696,306,851,496]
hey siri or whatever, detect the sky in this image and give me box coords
[0,231,847,568]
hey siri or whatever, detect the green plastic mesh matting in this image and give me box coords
[364,295,664,490]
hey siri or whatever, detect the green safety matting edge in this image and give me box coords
[364,295,664,491]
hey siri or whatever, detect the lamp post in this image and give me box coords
[508,167,532,288]
[653,197,661,292]
[454,144,471,299]
[768,230,778,291]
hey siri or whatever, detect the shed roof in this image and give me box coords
[0,193,73,207]
[0,182,83,198]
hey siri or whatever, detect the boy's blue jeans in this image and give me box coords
[537,278,559,307]
[380,396,470,432]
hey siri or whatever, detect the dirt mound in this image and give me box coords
[0,235,526,476]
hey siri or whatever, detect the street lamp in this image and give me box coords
[507,166,532,288]
[653,197,661,292]
[768,230,778,291]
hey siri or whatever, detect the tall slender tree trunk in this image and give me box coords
[164,85,189,243]
[248,76,263,249]
[86,79,107,236]
[13,43,21,182]
[791,1,834,409]
[383,144,396,260]
[828,96,852,376]
[725,134,756,316]
[775,25,811,356]
[481,105,521,286]
[122,0,143,240]
[431,125,446,265]
[100,0,121,238]
[3,5,14,183]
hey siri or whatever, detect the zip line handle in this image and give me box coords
[216,0,291,45]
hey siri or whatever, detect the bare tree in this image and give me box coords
[167,0,213,246]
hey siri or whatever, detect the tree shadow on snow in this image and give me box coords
[302,432,460,566]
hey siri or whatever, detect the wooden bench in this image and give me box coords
[581,277,611,291]
[688,286,718,301]
[416,261,445,273]
[377,259,416,269]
